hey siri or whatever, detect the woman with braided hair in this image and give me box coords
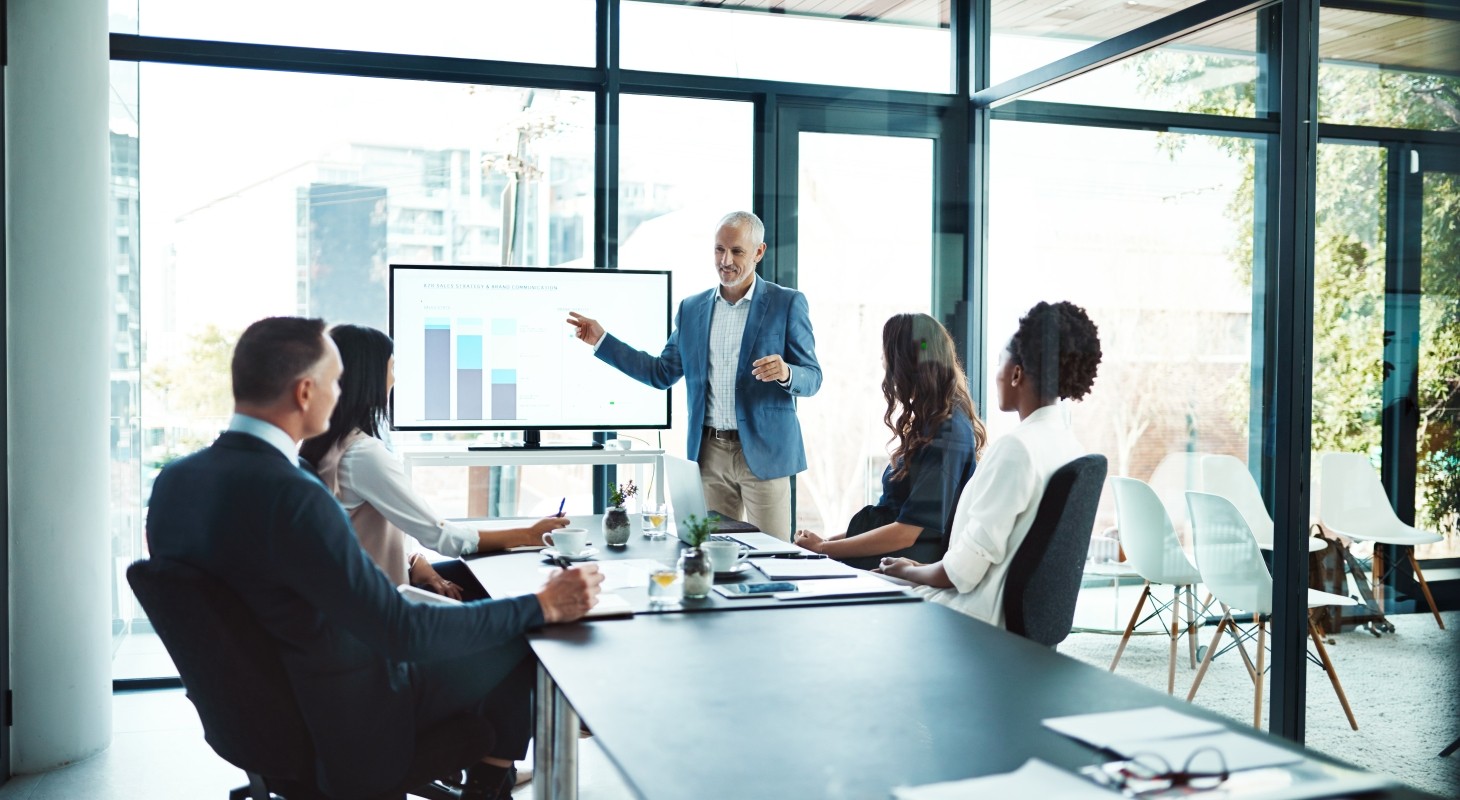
[877,300,1102,627]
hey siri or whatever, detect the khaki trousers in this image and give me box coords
[698,435,792,540]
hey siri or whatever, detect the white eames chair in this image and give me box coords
[1201,455,1326,553]
[1185,491,1359,731]
[1108,478,1210,695]
[1319,453,1445,629]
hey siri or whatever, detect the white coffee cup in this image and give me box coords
[544,528,589,556]
[704,539,750,572]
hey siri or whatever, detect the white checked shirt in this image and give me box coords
[705,277,757,430]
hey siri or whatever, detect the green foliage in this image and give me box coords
[1134,53,1460,537]
[680,513,719,549]
[608,480,637,508]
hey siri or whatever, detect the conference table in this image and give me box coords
[463,543,1437,800]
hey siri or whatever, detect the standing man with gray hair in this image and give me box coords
[567,211,821,539]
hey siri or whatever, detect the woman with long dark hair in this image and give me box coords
[300,324,568,599]
[793,313,985,569]
[878,300,1102,626]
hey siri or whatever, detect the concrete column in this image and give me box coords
[6,0,114,771]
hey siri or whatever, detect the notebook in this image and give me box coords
[663,454,805,555]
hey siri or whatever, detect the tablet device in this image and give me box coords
[713,581,798,598]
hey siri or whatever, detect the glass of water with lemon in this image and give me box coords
[647,563,682,606]
[642,502,669,539]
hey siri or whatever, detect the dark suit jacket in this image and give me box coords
[596,278,822,480]
[146,431,544,797]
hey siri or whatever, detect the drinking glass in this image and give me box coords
[642,502,669,539]
[646,564,682,606]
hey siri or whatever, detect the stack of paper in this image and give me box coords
[775,574,909,600]
[1043,707,1393,800]
[754,557,863,581]
[892,759,1114,800]
[1043,707,1301,771]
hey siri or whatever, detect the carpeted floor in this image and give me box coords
[1057,606,1460,799]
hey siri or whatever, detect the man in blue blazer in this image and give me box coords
[568,211,821,539]
[147,317,602,800]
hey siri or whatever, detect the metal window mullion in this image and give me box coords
[1266,0,1320,745]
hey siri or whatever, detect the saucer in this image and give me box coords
[713,562,754,579]
[542,547,599,562]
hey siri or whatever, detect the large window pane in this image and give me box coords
[110,59,151,679]
[616,95,753,484]
[988,121,1256,545]
[794,132,934,534]
[1318,7,1460,132]
[118,0,596,67]
[1418,168,1460,558]
[991,0,1209,86]
[128,67,594,669]
[622,1,951,93]
[1017,11,1259,117]
[1310,142,1385,539]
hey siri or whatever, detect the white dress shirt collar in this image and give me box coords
[228,413,300,466]
[716,273,758,307]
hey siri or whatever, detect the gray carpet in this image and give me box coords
[1057,609,1460,799]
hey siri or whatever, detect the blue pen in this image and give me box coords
[556,498,566,517]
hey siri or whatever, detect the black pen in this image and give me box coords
[549,555,575,569]
[770,553,827,559]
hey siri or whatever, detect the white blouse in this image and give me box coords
[914,404,1085,627]
[333,434,479,558]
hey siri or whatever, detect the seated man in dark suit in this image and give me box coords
[146,316,603,800]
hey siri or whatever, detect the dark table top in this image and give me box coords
[528,601,1438,800]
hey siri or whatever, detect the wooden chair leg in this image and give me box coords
[1109,583,1151,673]
[1253,618,1266,730]
[1187,615,1229,703]
[1308,618,1359,731]
[1408,551,1445,630]
[1373,547,1385,615]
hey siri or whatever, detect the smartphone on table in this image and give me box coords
[713,581,797,599]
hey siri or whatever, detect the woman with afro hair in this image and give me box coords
[877,300,1101,627]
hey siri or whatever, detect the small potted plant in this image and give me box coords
[602,480,637,547]
[677,513,718,598]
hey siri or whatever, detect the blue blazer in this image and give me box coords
[596,278,822,480]
[146,432,544,798]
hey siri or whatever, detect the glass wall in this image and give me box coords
[987,120,1257,542]
[1317,7,1460,131]
[114,64,595,677]
[615,94,754,487]
[622,1,951,93]
[793,132,934,534]
[121,0,597,66]
[1018,11,1260,117]
[990,0,1210,85]
[1417,166,1460,558]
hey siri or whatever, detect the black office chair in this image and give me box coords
[1002,454,1109,648]
[127,558,494,800]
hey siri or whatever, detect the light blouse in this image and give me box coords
[914,404,1084,627]
[316,429,478,586]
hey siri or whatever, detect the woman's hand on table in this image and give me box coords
[411,563,464,601]
[793,529,826,553]
[874,557,916,580]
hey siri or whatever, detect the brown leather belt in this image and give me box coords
[704,426,740,443]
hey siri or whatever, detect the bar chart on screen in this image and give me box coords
[391,265,672,432]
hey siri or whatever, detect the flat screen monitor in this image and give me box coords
[389,265,671,435]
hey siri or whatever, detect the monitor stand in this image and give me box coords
[468,429,604,451]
